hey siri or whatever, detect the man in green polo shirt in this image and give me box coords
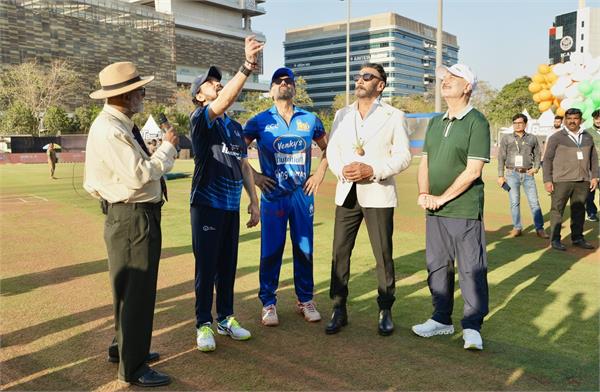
[411,64,490,351]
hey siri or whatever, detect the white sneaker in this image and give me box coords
[196,323,216,352]
[217,316,251,340]
[261,304,279,326]
[296,300,322,322]
[463,328,483,350]
[412,318,454,337]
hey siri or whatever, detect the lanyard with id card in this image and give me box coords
[514,138,524,167]
[568,133,584,160]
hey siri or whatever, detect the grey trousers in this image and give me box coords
[425,215,489,331]
[330,185,395,310]
[104,202,162,382]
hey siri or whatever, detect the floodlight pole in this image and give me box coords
[435,0,443,112]
[345,0,351,106]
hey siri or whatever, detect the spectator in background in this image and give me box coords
[584,109,600,222]
[497,113,548,238]
[541,115,564,164]
[148,139,158,155]
[543,108,598,251]
[47,143,58,179]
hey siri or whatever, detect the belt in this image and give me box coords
[506,167,530,173]
[111,201,164,209]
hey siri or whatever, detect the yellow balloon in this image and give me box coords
[528,82,542,93]
[532,74,545,84]
[539,89,552,101]
[538,64,552,74]
[533,93,541,103]
[539,101,552,112]
[545,72,558,84]
[556,106,566,116]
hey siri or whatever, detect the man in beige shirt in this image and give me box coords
[84,62,178,387]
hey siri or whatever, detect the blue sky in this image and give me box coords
[253,0,600,89]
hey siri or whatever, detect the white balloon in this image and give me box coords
[551,83,566,98]
[560,98,575,109]
[585,58,600,75]
[570,52,584,65]
[571,69,588,82]
[553,63,566,76]
[565,84,581,99]
[563,61,575,75]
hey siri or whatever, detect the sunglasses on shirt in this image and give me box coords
[353,73,382,82]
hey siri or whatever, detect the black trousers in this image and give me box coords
[550,181,590,242]
[191,204,239,327]
[104,202,162,382]
[425,215,489,331]
[330,185,395,310]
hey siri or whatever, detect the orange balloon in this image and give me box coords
[538,64,552,74]
[539,101,552,112]
[528,82,542,93]
[539,89,552,101]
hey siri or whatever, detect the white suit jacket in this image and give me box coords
[327,100,412,208]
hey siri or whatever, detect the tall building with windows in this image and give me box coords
[284,13,459,109]
[548,7,600,64]
[0,0,267,109]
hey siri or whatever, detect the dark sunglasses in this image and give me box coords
[273,77,294,85]
[353,73,382,82]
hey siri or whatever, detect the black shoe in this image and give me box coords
[325,307,347,335]
[378,309,394,336]
[130,368,171,387]
[108,351,160,363]
[572,239,595,249]
[551,240,567,251]
[586,214,599,222]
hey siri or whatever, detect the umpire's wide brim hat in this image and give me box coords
[90,61,154,99]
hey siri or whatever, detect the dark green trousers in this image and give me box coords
[104,202,162,382]
[550,181,590,242]
[330,185,396,310]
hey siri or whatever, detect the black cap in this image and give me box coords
[190,66,222,97]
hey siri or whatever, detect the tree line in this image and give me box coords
[0,60,541,138]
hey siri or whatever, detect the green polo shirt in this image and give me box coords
[423,105,490,219]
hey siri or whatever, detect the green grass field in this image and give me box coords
[0,158,598,391]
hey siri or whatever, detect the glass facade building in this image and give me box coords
[284,13,459,109]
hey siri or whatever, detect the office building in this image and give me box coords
[549,7,600,64]
[284,12,459,109]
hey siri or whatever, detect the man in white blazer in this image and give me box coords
[325,63,411,336]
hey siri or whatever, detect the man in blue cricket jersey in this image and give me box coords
[189,36,262,352]
[244,67,328,326]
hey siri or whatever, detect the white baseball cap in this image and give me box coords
[436,63,477,91]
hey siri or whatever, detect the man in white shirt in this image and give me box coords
[85,62,178,387]
[325,63,411,336]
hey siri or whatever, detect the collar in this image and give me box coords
[566,128,584,137]
[443,104,473,120]
[351,97,382,117]
[513,131,528,138]
[269,104,300,116]
[103,104,134,131]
